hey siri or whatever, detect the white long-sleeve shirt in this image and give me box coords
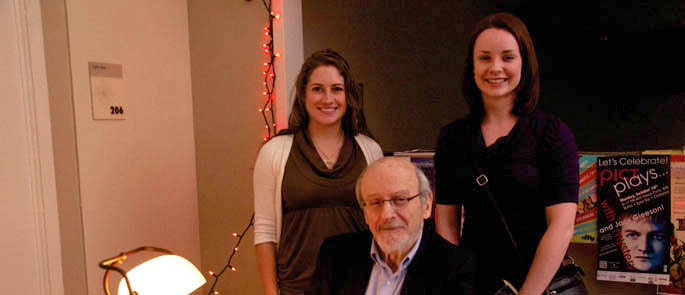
[253,133,383,246]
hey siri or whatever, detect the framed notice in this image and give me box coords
[89,62,125,120]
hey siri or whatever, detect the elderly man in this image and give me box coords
[313,157,476,295]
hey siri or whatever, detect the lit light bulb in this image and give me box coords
[231,266,237,272]
[234,247,239,251]
[274,53,280,57]
[208,270,215,276]
[232,233,238,237]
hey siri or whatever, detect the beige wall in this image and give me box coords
[190,0,305,292]
[2,0,64,293]
[40,0,88,293]
[52,0,202,293]
[188,0,267,293]
[24,0,305,292]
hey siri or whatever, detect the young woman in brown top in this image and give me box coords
[253,49,383,294]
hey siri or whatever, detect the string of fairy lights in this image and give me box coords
[206,214,254,295]
[259,0,280,141]
[205,1,279,294]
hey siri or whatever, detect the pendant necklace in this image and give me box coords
[313,136,342,169]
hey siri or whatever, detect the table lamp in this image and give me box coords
[99,246,206,295]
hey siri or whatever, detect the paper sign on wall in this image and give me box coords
[89,62,125,120]
[572,154,601,244]
[596,155,671,285]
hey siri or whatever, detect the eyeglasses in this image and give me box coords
[362,193,422,210]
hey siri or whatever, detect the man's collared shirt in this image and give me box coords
[365,229,423,295]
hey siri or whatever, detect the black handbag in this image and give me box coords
[545,256,588,295]
[471,162,588,295]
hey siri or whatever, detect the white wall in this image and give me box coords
[1,0,64,293]
[272,0,304,126]
[40,0,88,292]
[6,0,304,293]
[62,0,202,293]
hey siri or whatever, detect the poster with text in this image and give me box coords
[572,154,601,243]
[597,155,671,285]
[393,152,438,225]
[660,155,685,293]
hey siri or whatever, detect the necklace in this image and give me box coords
[312,136,342,169]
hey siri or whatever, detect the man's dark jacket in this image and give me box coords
[312,226,477,295]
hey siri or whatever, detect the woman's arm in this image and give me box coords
[253,139,283,295]
[256,242,279,295]
[435,204,461,245]
[518,202,577,295]
[434,122,467,246]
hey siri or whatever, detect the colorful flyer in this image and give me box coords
[596,155,671,285]
[392,151,435,193]
[661,155,685,293]
[410,156,435,194]
[572,154,601,243]
[393,151,438,221]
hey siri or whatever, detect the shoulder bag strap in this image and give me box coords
[471,158,519,254]
[466,119,520,254]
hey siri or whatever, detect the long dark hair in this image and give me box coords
[278,49,372,138]
[462,12,540,119]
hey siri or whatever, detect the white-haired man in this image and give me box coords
[313,157,476,294]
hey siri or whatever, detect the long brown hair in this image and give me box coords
[462,12,540,119]
[278,49,372,138]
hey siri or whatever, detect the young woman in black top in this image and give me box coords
[434,12,580,295]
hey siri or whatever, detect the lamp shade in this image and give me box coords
[117,254,206,295]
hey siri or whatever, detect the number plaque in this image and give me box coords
[89,62,125,120]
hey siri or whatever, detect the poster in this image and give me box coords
[392,150,435,193]
[659,155,685,294]
[410,156,435,194]
[392,151,438,223]
[572,154,601,243]
[596,155,671,285]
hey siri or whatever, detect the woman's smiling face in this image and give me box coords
[305,65,347,130]
[473,28,522,102]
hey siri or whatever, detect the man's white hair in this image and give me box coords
[354,157,432,207]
